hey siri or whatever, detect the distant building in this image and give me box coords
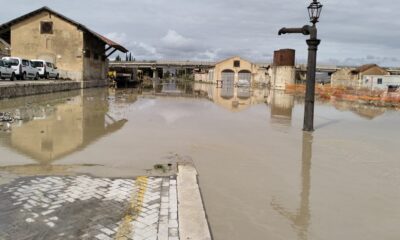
[331,64,389,87]
[331,67,358,82]
[362,75,400,91]
[352,64,389,79]
[0,7,127,87]
[196,56,269,85]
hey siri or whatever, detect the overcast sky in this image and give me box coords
[1,0,400,66]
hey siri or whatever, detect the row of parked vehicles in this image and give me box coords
[0,57,59,81]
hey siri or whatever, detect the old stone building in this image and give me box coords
[199,56,269,85]
[331,64,389,87]
[0,7,127,87]
[352,64,389,79]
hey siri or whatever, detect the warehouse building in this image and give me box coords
[0,7,128,87]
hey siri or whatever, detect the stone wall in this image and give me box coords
[0,81,81,99]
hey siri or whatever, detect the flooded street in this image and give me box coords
[1,82,400,240]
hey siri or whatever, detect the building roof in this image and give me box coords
[352,64,383,74]
[214,56,254,66]
[0,6,128,53]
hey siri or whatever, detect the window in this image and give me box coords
[234,60,240,68]
[8,59,19,66]
[46,62,52,68]
[377,78,383,84]
[32,61,43,68]
[22,60,29,66]
[41,21,53,34]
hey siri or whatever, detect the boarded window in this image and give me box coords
[238,71,251,82]
[220,71,234,99]
[41,21,53,34]
[234,60,240,68]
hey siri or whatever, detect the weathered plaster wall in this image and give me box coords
[213,57,259,84]
[10,12,84,80]
[270,66,295,89]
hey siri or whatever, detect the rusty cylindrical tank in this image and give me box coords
[273,49,295,66]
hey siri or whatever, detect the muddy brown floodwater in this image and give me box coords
[0,81,400,240]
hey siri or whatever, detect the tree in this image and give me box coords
[115,55,121,61]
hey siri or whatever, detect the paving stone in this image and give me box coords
[0,174,180,240]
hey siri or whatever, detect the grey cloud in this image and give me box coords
[1,0,400,66]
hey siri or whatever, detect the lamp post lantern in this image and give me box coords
[278,0,323,132]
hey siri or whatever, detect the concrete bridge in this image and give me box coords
[109,60,400,78]
[109,60,216,69]
[109,60,348,73]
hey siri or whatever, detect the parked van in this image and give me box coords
[31,60,59,79]
[0,59,16,81]
[1,57,39,80]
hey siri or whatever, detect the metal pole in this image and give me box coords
[303,38,320,131]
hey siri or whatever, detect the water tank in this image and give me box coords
[273,49,295,66]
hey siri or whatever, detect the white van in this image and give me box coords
[1,57,39,80]
[0,59,16,81]
[31,60,59,79]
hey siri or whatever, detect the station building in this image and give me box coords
[197,56,269,85]
[0,7,128,87]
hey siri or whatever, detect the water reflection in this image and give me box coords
[150,79,194,96]
[0,89,129,164]
[271,132,312,240]
[193,82,269,112]
[220,82,234,99]
[332,101,386,119]
[237,87,251,99]
[269,90,295,126]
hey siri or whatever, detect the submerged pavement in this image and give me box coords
[0,169,207,240]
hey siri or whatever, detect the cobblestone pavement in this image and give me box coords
[0,174,179,240]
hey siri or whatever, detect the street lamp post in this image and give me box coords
[278,0,323,132]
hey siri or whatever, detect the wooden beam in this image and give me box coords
[105,46,112,52]
[106,48,118,58]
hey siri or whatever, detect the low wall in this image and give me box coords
[0,81,81,99]
[81,79,108,89]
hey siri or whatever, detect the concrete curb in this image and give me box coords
[177,164,212,240]
[0,80,108,99]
